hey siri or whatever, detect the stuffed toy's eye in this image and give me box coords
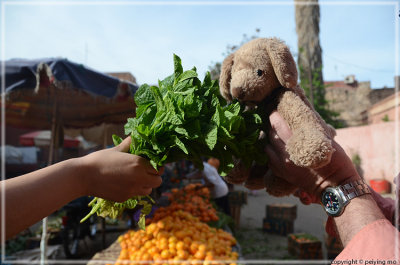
[257,69,263,76]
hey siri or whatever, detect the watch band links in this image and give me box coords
[339,179,371,200]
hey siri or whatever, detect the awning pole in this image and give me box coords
[40,89,58,265]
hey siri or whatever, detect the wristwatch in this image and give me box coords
[321,179,371,217]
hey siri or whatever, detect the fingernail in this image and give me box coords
[274,134,279,139]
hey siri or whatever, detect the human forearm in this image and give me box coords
[2,158,84,240]
[1,138,163,240]
[333,193,386,246]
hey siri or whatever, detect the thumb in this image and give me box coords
[269,111,292,144]
[115,137,132,152]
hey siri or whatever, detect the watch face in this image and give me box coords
[322,190,341,216]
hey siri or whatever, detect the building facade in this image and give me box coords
[324,75,396,127]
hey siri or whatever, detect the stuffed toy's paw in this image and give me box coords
[264,170,297,197]
[244,164,269,190]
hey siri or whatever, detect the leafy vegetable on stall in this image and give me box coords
[81,55,267,228]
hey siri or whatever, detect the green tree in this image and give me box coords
[295,0,343,128]
[299,63,344,128]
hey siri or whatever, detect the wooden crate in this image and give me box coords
[228,191,248,206]
[262,218,294,236]
[230,205,241,226]
[266,203,297,221]
[288,233,323,260]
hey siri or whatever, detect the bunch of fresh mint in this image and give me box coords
[81,55,267,228]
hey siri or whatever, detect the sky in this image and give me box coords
[1,0,399,89]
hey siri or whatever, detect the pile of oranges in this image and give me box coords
[109,184,238,265]
[112,210,238,265]
[149,184,218,223]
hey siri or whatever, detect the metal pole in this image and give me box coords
[102,123,107,249]
[40,88,57,265]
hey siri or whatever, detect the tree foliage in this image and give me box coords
[298,63,344,128]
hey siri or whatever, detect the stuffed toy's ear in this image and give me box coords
[265,38,298,88]
[219,53,235,101]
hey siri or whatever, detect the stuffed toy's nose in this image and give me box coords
[231,86,246,100]
[230,69,256,101]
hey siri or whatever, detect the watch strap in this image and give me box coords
[339,179,371,201]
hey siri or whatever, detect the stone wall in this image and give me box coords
[369,88,395,106]
[368,91,400,124]
[324,78,395,127]
[325,81,372,127]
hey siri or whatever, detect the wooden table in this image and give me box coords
[87,239,120,265]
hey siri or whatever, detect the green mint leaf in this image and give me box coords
[134,84,154,106]
[84,54,269,230]
[173,135,188,154]
[204,123,218,150]
[124,118,138,135]
[177,70,198,82]
[175,127,189,137]
[112,135,123,146]
[173,54,183,80]
[138,214,146,230]
[150,85,164,111]
[203,71,211,88]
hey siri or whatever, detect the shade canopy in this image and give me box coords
[19,130,80,148]
[3,58,138,129]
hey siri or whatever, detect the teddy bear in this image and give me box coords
[219,37,336,196]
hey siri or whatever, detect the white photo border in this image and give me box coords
[1,0,399,264]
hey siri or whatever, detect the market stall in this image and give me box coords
[87,183,241,265]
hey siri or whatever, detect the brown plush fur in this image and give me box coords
[219,37,336,197]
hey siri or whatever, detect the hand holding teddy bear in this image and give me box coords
[219,37,337,197]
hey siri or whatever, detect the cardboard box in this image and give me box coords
[266,203,297,221]
[288,233,323,260]
[262,218,294,236]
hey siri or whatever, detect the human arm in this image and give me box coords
[201,178,215,190]
[1,137,163,240]
[265,111,386,247]
[185,170,204,180]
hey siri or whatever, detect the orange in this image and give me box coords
[141,253,151,261]
[177,249,189,259]
[198,244,207,252]
[160,249,171,259]
[183,236,192,245]
[148,246,159,255]
[176,241,186,251]
[189,242,199,254]
[194,250,206,260]
[168,236,178,244]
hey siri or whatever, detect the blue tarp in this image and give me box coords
[3,58,139,129]
[3,58,137,98]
